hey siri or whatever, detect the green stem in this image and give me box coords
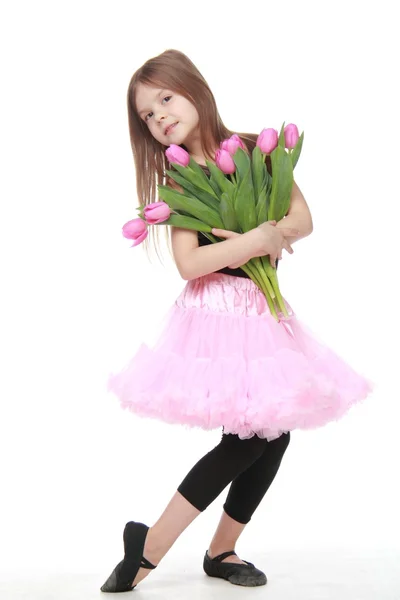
[251,257,275,298]
[240,261,279,322]
[263,285,279,321]
[241,260,264,290]
[271,273,289,318]
[261,257,289,318]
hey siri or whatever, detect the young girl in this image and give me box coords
[101,49,373,593]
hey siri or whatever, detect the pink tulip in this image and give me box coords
[220,134,246,155]
[284,123,299,149]
[165,144,190,167]
[256,128,279,154]
[122,218,148,247]
[215,149,236,174]
[143,201,171,224]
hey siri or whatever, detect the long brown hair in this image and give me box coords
[126,48,263,263]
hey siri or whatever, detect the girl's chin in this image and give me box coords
[162,135,186,147]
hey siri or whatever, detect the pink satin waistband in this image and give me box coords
[176,272,294,319]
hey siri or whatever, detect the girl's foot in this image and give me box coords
[203,550,267,587]
[101,522,160,593]
[131,526,164,587]
[207,549,246,565]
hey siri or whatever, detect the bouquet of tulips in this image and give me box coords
[123,122,303,322]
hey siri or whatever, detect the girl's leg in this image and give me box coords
[177,431,268,511]
[132,491,201,586]
[207,510,247,564]
[132,432,268,586]
[208,432,291,559]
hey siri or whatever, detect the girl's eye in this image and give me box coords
[144,96,172,121]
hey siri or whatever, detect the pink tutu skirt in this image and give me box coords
[107,273,373,441]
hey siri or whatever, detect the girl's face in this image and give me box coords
[135,83,200,148]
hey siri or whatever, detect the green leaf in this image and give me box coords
[162,214,212,232]
[268,145,293,222]
[209,174,222,196]
[171,161,218,198]
[165,169,219,210]
[256,183,266,207]
[262,164,270,183]
[266,171,272,197]
[232,147,251,184]
[278,122,286,149]
[188,157,219,197]
[234,165,257,231]
[205,160,236,198]
[158,185,225,228]
[219,192,239,231]
[290,131,304,170]
[256,189,269,225]
[251,145,263,201]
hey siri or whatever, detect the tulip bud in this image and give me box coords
[256,128,279,154]
[215,149,236,174]
[122,218,148,247]
[165,144,190,167]
[143,201,171,224]
[220,134,246,155]
[284,124,299,149]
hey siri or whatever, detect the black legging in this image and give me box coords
[177,430,290,524]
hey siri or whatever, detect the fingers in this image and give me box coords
[211,228,228,239]
[211,228,236,238]
[283,240,294,254]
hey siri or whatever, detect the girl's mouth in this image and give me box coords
[165,122,178,135]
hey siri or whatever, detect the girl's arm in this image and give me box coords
[167,176,260,280]
[167,176,264,280]
[275,180,313,244]
[171,227,264,281]
[167,176,298,280]
[172,223,298,281]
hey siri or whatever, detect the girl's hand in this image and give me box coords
[254,221,298,266]
[212,221,298,268]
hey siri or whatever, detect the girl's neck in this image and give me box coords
[184,136,219,167]
[189,152,208,167]
[189,150,218,167]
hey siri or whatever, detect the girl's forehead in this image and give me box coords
[136,82,169,97]
[135,83,168,111]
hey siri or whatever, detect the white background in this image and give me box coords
[1,0,399,595]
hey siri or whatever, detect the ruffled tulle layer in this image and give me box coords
[107,273,373,440]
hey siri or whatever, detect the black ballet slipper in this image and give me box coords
[203,550,267,587]
[100,521,157,593]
